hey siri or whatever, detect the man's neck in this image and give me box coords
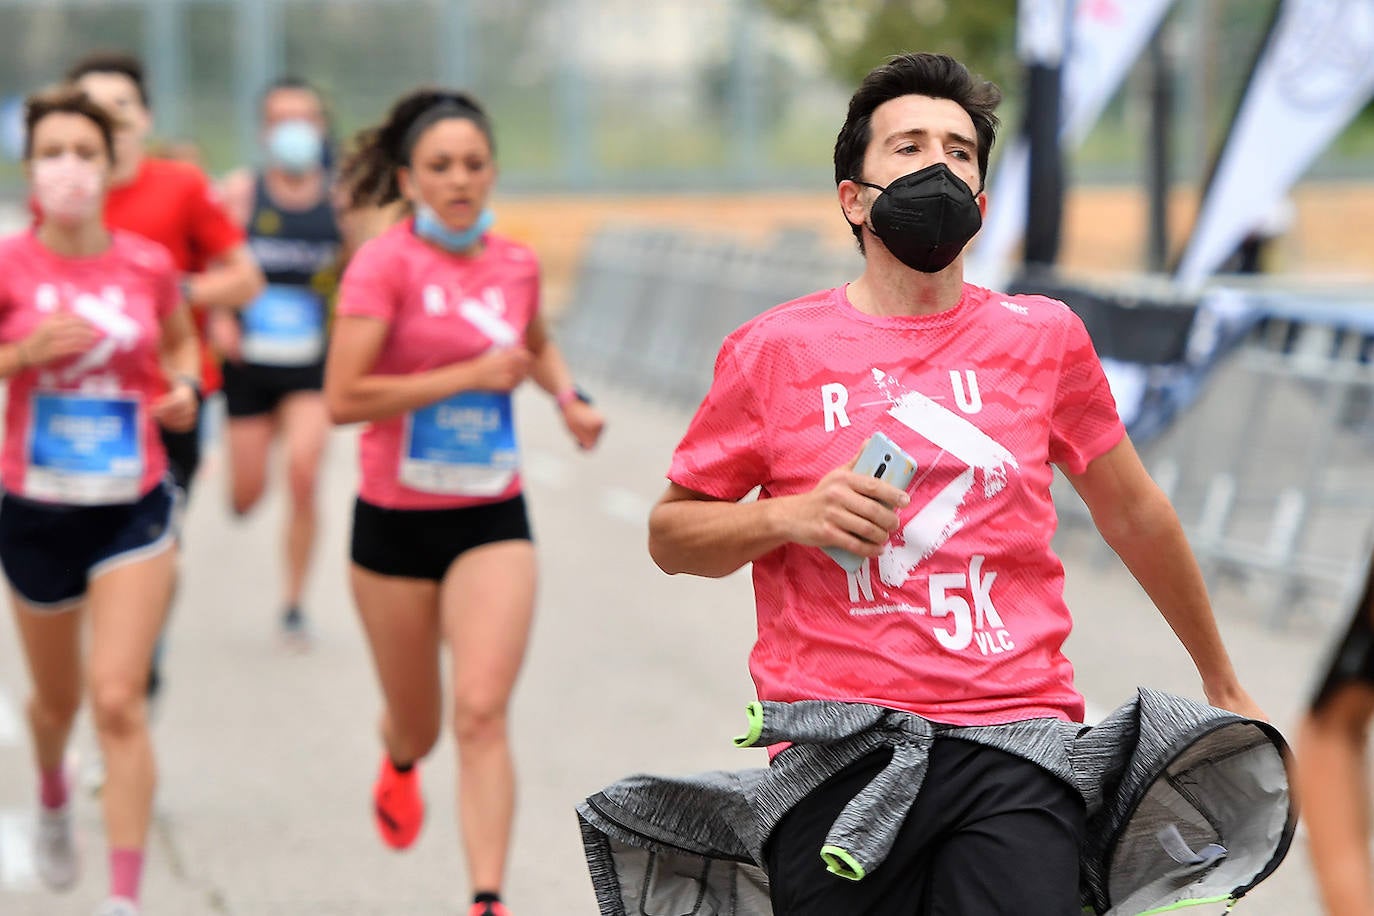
[36,219,112,258]
[264,167,326,210]
[848,248,965,318]
[111,149,144,189]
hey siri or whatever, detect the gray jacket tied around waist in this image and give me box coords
[577,688,1294,915]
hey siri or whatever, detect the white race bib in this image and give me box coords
[241,285,326,367]
[399,392,518,496]
[26,392,143,505]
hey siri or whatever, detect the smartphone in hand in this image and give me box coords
[822,431,917,573]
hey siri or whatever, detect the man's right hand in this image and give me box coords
[207,308,242,363]
[777,448,910,559]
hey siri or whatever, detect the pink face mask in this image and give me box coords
[31,155,103,225]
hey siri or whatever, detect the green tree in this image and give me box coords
[763,0,1021,92]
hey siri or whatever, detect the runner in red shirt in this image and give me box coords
[66,51,265,493]
[327,88,604,916]
[648,53,1265,916]
[0,87,200,916]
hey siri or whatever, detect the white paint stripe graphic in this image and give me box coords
[881,468,975,586]
[460,299,518,348]
[885,388,1018,493]
[0,688,20,747]
[0,809,37,890]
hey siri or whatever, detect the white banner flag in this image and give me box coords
[969,0,1178,284]
[1175,0,1374,288]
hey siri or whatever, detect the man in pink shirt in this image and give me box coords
[648,52,1263,914]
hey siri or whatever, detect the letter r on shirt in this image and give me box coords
[822,383,851,432]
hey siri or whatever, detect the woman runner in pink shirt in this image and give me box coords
[0,88,200,916]
[327,88,604,916]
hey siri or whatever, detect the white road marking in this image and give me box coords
[0,687,20,747]
[600,487,653,526]
[522,448,570,489]
[523,448,654,526]
[0,809,37,890]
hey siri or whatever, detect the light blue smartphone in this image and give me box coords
[822,431,918,573]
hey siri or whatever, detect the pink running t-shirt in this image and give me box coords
[669,284,1126,727]
[336,220,540,510]
[0,230,180,505]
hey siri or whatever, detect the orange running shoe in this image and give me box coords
[372,756,423,850]
[467,901,510,916]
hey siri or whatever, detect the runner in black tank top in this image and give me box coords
[215,78,342,646]
[226,172,340,395]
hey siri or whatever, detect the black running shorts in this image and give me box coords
[765,738,1086,915]
[350,493,532,582]
[0,479,180,611]
[1311,556,1374,712]
[221,360,325,419]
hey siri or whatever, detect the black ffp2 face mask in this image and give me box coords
[854,162,983,273]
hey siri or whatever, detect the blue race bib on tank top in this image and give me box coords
[240,284,327,366]
[242,174,341,368]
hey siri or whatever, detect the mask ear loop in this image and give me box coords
[851,171,985,197]
[846,178,883,235]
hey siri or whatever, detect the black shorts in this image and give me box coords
[160,405,203,495]
[1311,557,1374,712]
[0,479,180,611]
[222,360,325,419]
[765,738,1085,916]
[350,494,533,581]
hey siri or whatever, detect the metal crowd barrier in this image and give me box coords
[1146,292,1374,624]
[1054,285,1374,625]
[557,224,861,408]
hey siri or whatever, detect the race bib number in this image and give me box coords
[241,285,326,367]
[26,392,143,505]
[399,391,518,496]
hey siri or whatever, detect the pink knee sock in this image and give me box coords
[39,767,67,810]
[110,847,144,902]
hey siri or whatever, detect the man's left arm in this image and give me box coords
[185,243,265,311]
[184,170,266,310]
[1063,435,1266,719]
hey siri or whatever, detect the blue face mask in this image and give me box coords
[413,204,494,253]
[265,120,323,174]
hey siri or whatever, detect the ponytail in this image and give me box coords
[341,87,494,211]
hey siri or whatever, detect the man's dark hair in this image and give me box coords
[259,76,323,114]
[833,53,1001,249]
[66,51,149,108]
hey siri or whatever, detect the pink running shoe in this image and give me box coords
[372,756,423,850]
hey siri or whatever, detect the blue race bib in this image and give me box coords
[399,392,519,496]
[27,392,143,504]
[241,284,326,367]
